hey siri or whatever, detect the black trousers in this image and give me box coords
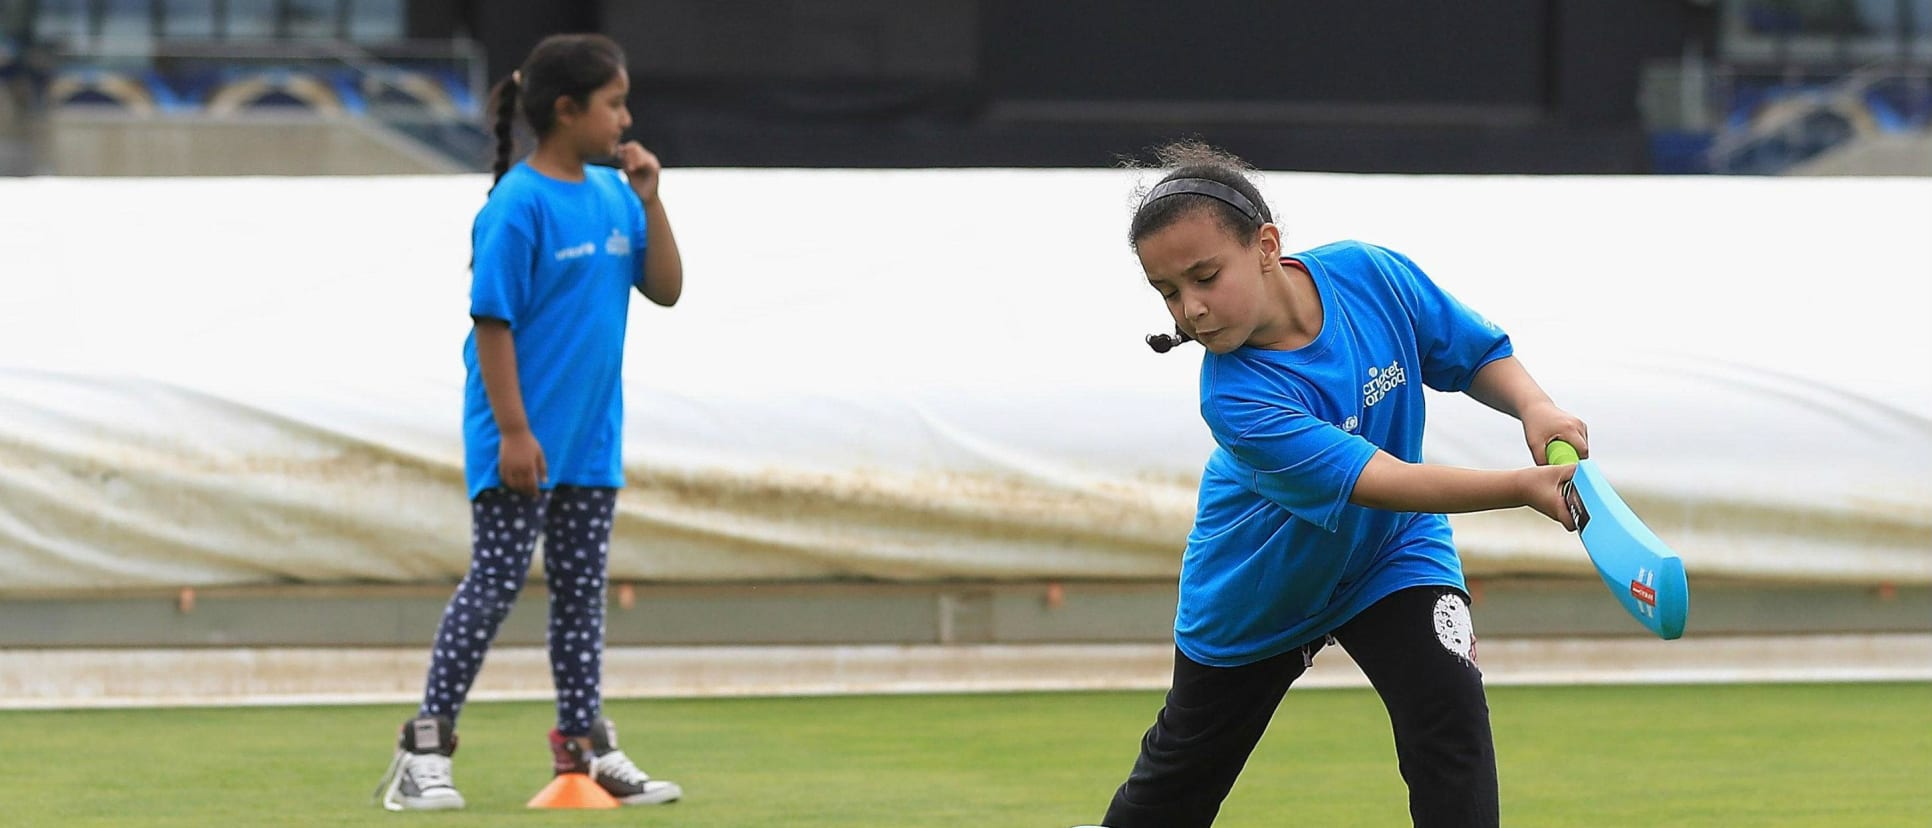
[1102,585,1498,828]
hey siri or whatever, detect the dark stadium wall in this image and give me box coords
[1545,0,1719,128]
[979,0,1547,107]
[414,0,1709,172]
[410,0,600,91]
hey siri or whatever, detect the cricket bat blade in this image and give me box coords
[1548,441,1690,640]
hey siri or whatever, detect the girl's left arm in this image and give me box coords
[1466,355,1590,464]
[619,141,683,307]
[638,195,683,306]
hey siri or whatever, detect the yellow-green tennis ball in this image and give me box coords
[1546,440,1579,465]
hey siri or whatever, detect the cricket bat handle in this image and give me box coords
[1546,439,1581,466]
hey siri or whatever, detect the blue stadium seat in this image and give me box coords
[170,64,229,108]
[326,68,369,115]
[1649,130,1715,174]
[433,68,478,116]
[141,71,193,113]
[1863,79,1932,132]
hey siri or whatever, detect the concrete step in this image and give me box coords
[4,634,1926,710]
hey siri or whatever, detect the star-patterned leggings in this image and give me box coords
[417,485,616,736]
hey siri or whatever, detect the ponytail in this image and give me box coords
[1145,328,1195,354]
[487,72,521,192]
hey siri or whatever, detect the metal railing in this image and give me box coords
[1722,0,1932,65]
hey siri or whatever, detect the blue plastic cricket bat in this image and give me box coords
[1547,440,1689,640]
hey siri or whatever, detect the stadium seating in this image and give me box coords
[204,67,351,116]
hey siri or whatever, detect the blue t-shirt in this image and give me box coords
[462,161,649,498]
[1177,240,1512,667]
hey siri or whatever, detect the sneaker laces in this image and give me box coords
[408,752,455,791]
[373,750,408,805]
[590,749,650,787]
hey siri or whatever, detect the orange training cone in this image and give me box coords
[527,773,621,809]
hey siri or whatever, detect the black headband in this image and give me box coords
[1141,177,1263,224]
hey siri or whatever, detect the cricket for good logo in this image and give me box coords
[604,227,631,256]
[1362,360,1408,408]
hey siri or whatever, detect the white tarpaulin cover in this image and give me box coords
[1,170,1928,595]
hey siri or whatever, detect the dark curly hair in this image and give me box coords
[1127,139,1273,248]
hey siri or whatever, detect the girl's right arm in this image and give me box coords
[473,318,546,496]
[1350,451,1577,530]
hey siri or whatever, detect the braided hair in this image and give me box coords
[487,73,520,189]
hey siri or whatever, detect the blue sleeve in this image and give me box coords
[1208,394,1379,532]
[469,199,536,326]
[1369,244,1513,392]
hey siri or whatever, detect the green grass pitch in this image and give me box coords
[1,682,1925,826]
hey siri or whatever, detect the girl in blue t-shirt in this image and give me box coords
[1096,142,1587,828]
[376,34,684,812]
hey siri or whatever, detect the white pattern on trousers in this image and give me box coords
[417,486,617,736]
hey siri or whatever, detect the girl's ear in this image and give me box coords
[1256,222,1282,264]
[553,95,581,126]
